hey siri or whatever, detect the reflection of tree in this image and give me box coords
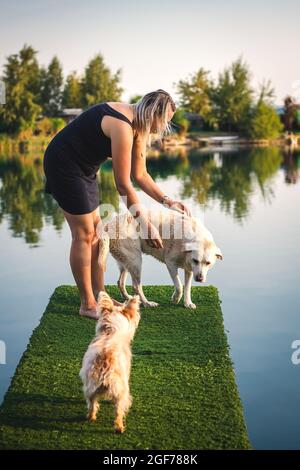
[180,147,283,221]
[98,167,119,211]
[282,148,300,185]
[101,152,189,182]
[144,153,189,180]
[250,146,282,201]
[0,155,64,245]
[0,155,121,245]
[283,96,300,132]
[0,145,295,242]
[181,155,216,204]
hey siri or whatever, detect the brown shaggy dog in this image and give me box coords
[79,291,140,433]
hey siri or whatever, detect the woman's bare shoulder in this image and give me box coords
[106,101,134,124]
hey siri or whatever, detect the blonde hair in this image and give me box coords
[132,89,176,148]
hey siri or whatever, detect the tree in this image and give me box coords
[283,96,299,132]
[129,94,143,104]
[62,72,83,108]
[248,101,283,139]
[257,79,275,104]
[171,108,190,135]
[0,44,42,134]
[175,68,215,127]
[81,53,123,107]
[247,79,283,139]
[39,56,64,116]
[213,56,253,133]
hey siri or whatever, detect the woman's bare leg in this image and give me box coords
[61,208,98,319]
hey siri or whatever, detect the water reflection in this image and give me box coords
[181,147,283,221]
[0,155,64,245]
[0,146,299,244]
[282,147,300,184]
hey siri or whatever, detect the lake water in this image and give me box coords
[0,144,300,449]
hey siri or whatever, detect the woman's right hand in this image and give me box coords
[142,221,164,249]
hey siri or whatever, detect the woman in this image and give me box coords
[43,89,191,319]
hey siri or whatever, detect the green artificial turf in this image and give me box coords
[0,285,251,450]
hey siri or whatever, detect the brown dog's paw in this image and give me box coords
[87,413,97,422]
[115,424,125,434]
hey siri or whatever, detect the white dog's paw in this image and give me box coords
[171,290,183,304]
[143,301,159,308]
[184,301,197,309]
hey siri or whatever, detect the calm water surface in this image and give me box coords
[0,144,299,449]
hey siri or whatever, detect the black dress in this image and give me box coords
[43,102,134,215]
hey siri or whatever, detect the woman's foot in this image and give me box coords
[79,301,99,320]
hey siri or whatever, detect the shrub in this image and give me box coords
[248,102,283,139]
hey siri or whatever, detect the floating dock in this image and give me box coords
[0,285,251,450]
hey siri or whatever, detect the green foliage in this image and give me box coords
[0,44,42,134]
[248,101,283,139]
[39,56,64,117]
[129,94,143,104]
[174,56,285,139]
[62,72,83,108]
[0,46,124,132]
[282,96,299,131]
[0,46,289,140]
[297,109,300,129]
[34,117,53,135]
[176,68,216,128]
[81,53,123,108]
[0,285,251,450]
[34,117,66,136]
[171,108,190,135]
[49,117,66,133]
[213,56,253,133]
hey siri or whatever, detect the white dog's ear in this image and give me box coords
[215,247,223,260]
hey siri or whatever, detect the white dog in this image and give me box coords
[97,210,223,309]
[79,291,140,433]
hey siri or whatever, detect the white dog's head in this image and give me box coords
[182,238,223,282]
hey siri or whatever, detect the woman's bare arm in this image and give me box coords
[109,122,163,248]
[109,122,142,211]
[130,138,165,203]
[130,137,191,216]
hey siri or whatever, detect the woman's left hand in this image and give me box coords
[168,199,192,217]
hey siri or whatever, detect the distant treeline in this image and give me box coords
[0,44,299,139]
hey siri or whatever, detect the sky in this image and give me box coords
[0,0,299,105]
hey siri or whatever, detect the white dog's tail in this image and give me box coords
[96,220,110,272]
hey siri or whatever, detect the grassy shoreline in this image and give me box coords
[1,131,299,158]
